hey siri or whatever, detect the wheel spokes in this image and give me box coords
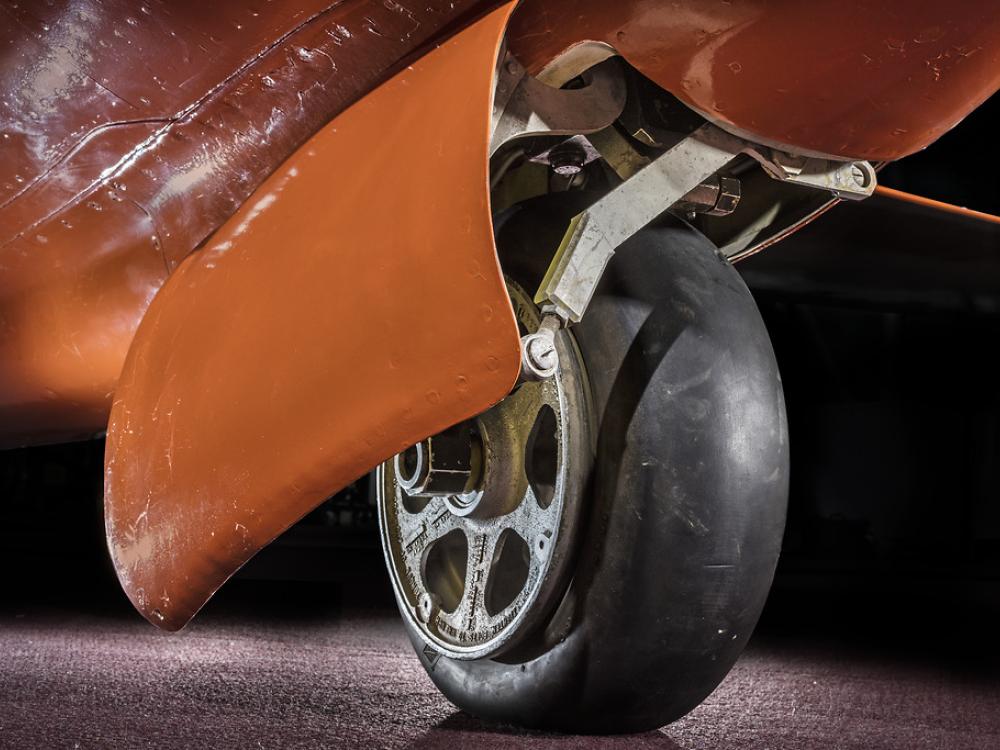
[397,496,460,565]
[378,278,586,658]
[454,529,500,630]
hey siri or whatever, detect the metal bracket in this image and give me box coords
[758,151,876,200]
[535,122,877,323]
[535,124,749,322]
[490,53,627,156]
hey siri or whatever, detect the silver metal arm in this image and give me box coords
[534,122,876,323]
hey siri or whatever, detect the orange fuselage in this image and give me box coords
[1,0,998,449]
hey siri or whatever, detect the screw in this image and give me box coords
[850,164,868,188]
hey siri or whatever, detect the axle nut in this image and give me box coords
[394,421,482,497]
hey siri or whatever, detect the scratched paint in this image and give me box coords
[5,0,1000,449]
[0,0,497,448]
[104,4,521,631]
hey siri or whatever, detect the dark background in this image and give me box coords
[1,95,998,748]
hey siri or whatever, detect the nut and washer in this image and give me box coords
[520,319,560,381]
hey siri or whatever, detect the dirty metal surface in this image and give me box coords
[104,3,521,631]
[378,279,592,660]
[0,0,496,447]
[507,0,1000,162]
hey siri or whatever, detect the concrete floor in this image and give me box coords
[1,580,998,750]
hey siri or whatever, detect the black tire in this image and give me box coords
[402,194,788,733]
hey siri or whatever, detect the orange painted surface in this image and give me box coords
[508,0,1000,161]
[104,4,521,631]
[5,0,999,450]
[0,0,498,448]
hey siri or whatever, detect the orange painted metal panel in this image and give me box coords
[508,0,1000,161]
[0,0,498,448]
[104,4,520,631]
[5,0,1000,450]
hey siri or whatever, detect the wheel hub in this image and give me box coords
[377,281,591,660]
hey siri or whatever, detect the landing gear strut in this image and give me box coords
[377,194,788,732]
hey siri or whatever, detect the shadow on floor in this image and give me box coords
[406,712,684,749]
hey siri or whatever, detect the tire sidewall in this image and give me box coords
[397,196,789,733]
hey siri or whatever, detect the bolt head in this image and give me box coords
[552,163,582,177]
[548,143,586,177]
[528,336,556,366]
[522,331,558,379]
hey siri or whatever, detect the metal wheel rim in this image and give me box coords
[377,280,592,660]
